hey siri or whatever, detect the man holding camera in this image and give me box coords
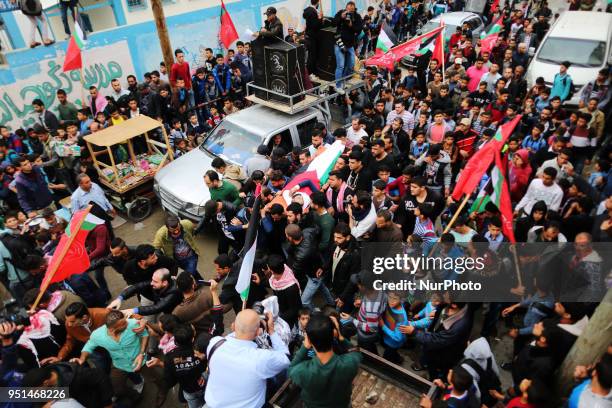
[333,1,363,93]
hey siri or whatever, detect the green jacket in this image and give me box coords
[0,240,31,284]
[210,180,242,208]
[288,340,362,408]
[153,219,200,258]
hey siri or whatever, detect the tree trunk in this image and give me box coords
[558,288,612,396]
[150,0,174,73]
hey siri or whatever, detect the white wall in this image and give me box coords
[122,0,240,25]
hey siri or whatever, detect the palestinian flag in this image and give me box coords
[480,14,504,54]
[376,23,397,55]
[235,196,262,302]
[219,0,239,49]
[470,176,493,213]
[42,208,104,285]
[415,22,445,67]
[391,25,444,60]
[62,19,86,72]
[451,115,521,202]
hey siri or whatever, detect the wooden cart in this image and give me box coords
[83,115,174,222]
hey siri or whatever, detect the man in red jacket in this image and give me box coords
[170,49,192,89]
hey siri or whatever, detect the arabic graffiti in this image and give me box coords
[0,59,123,129]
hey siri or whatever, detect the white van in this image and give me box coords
[525,11,612,107]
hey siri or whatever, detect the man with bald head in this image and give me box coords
[204,309,290,408]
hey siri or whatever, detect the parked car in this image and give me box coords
[401,12,485,67]
[525,11,612,107]
[154,104,326,220]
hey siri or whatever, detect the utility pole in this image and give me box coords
[558,288,612,396]
[151,0,174,73]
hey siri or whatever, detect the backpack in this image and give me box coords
[462,357,501,407]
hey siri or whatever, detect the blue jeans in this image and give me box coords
[301,276,335,309]
[183,389,204,408]
[334,45,355,89]
[177,254,203,280]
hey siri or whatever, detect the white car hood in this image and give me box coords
[155,148,212,207]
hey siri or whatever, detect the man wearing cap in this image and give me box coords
[551,61,573,102]
[444,58,466,80]
[256,7,284,41]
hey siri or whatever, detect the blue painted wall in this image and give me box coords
[0,0,373,129]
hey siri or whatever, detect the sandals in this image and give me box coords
[43,39,55,46]
[30,42,41,48]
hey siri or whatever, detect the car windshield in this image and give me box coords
[200,121,261,165]
[537,37,606,67]
[421,21,457,36]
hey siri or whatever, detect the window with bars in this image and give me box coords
[126,0,146,10]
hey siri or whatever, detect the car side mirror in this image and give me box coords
[528,47,535,57]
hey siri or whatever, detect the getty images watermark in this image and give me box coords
[372,253,486,291]
[360,242,610,302]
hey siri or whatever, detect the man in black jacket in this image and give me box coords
[256,7,284,42]
[121,244,178,286]
[333,1,362,92]
[401,298,472,380]
[163,324,206,407]
[22,362,113,408]
[285,224,323,291]
[214,254,266,313]
[324,222,360,312]
[303,0,324,79]
[108,268,182,317]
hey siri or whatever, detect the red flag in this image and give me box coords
[432,23,445,67]
[62,36,82,72]
[365,26,445,70]
[451,115,521,201]
[480,15,504,54]
[494,151,516,243]
[219,0,239,49]
[490,0,500,14]
[42,209,104,285]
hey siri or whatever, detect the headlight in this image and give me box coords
[183,202,205,216]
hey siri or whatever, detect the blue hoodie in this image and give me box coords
[381,303,408,349]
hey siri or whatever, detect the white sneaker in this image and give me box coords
[336,87,345,95]
[309,74,320,82]
[132,377,144,394]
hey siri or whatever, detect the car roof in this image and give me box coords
[549,11,611,42]
[429,11,480,25]
[224,104,318,138]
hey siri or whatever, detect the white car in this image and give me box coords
[525,11,612,107]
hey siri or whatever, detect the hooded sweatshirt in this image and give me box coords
[461,337,500,400]
[509,149,532,202]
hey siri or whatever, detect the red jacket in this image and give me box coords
[170,62,192,89]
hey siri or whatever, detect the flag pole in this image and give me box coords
[441,194,471,235]
[30,205,93,312]
[441,22,445,83]
[427,194,470,256]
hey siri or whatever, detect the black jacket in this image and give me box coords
[303,6,322,35]
[121,254,178,286]
[260,17,284,41]
[163,345,205,393]
[90,245,137,274]
[333,9,363,48]
[219,262,267,311]
[512,344,554,386]
[40,110,60,134]
[413,307,472,372]
[324,239,361,298]
[120,281,182,316]
[52,363,113,408]
[272,283,302,327]
[286,227,323,283]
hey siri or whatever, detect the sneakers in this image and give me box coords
[309,74,320,82]
[336,87,346,95]
[131,375,145,394]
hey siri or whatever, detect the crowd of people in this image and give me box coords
[0,0,611,407]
